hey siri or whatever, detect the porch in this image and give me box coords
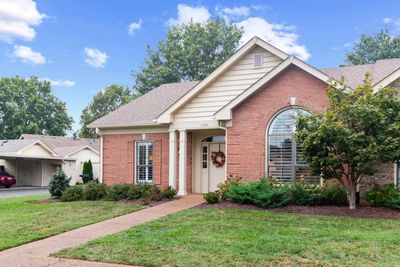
[169,128,227,196]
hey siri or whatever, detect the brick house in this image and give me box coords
[89,36,400,195]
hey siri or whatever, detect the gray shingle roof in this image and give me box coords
[320,58,400,88]
[89,59,400,129]
[89,81,198,128]
[0,140,37,153]
[20,134,99,156]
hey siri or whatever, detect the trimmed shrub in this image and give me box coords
[316,184,348,206]
[61,186,84,202]
[49,168,71,198]
[127,183,153,200]
[288,180,318,205]
[217,175,241,200]
[160,186,177,199]
[107,184,132,201]
[83,182,107,200]
[226,178,289,208]
[387,195,400,210]
[143,185,162,203]
[365,184,399,206]
[204,192,219,204]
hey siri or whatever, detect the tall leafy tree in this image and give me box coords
[346,29,400,65]
[0,76,73,139]
[132,19,243,94]
[79,84,135,138]
[296,75,400,209]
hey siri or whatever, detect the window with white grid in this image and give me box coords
[136,141,153,183]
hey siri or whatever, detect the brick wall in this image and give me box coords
[227,66,329,182]
[102,133,170,188]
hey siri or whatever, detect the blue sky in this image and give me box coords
[1,0,400,133]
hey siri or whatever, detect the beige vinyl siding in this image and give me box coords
[173,46,283,123]
[0,159,17,176]
[68,148,100,184]
[19,144,53,157]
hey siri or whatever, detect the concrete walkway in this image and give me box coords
[0,194,204,267]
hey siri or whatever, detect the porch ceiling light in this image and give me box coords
[290,96,296,106]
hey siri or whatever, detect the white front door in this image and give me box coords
[200,142,226,193]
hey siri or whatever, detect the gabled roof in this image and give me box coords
[89,81,198,128]
[214,56,337,120]
[0,139,56,156]
[321,58,400,89]
[86,36,400,129]
[0,140,37,153]
[156,36,290,124]
[20,134,99,156]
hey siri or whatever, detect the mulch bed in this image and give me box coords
[197,201,400,220]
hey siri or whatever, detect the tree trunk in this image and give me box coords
[347,182,357,210]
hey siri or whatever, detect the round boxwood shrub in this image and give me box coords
[160,186,177,199]
[203,192,219,204]
[61,186,84,202]
[83,181,107,200]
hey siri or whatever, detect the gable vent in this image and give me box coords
[253,54,263,68]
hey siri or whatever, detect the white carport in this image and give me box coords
[0,140,76,187]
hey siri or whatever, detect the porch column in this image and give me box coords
[178,130,187,196]
[168,130,177,189]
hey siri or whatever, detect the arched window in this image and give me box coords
[267,108,313,181]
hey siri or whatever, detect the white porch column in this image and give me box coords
[168,130,177,188]
[178,130,187,196]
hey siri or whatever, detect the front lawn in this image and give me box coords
[0,195,143,251]
[56,207,400,267]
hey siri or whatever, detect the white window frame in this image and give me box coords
[135,141,154,184]
[266,107,313,181]
[253,53,263,69]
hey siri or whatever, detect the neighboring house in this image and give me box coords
[90,36,400,196]
[0,135,99,187]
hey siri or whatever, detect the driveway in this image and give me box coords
[0,187,49,198]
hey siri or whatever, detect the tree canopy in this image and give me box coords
[346,29,400,65]
[79,84,136,138]
[296,75,400,209]
[0,76,73,139]
[132,19,243,94]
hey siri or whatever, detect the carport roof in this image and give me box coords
[0,140,37,153]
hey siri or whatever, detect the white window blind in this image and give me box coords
[267,108,317,182]
[136,141,153,183]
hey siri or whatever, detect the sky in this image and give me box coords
[1,0,400,133]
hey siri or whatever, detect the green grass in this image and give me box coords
[0,195,143,251]
[55,207,400,267]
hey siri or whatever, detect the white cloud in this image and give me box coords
[167,4,211,26]
[236,17,310,61]
[383,17,393,24]
[218,6,250,17]
[128,19,142,36]
[11,45,46,64]
[0,0,47,43]
[84,47,108,68]
[40,78,76,87]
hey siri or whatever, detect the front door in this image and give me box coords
[200,141,226,192]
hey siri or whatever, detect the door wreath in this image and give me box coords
[211,151,225,167]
